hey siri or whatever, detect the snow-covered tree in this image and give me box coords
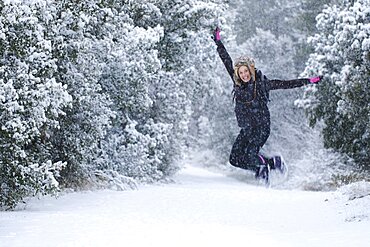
[292,0,340,72]
[298,0,370,169]
[240,29,297,79]
[152,0,228,149]
[232,0,341,74]
[0,0,232,208]
[293,0,337,35]
[96,1,174,182]
[48,1,118,188]
[0,0,71,209]
[231,0,300,42]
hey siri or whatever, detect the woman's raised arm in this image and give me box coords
[213,27,234,83]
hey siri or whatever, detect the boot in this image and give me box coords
[271,156,287,174]
[255,155,270,185]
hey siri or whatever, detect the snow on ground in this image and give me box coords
[0,165,369,247]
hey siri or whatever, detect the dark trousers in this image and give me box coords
[229,126,270,171]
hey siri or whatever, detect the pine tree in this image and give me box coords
[152,0,228,149]
[0,0,71,209]
[298,0,370,169]
[96,0,173,183]
[37,0,115,188]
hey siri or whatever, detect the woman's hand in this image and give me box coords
[212,26,221,42]
[309,76,322,84]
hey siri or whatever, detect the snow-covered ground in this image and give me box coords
[1,165,369,247]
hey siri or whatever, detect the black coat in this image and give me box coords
[216,41,309,129]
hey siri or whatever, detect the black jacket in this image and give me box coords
[216,41,309,129]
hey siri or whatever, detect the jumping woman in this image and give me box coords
[212,27,321,184]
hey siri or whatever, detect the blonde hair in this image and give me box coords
[233,56,256,86]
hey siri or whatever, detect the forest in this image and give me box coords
[0,0,369,209]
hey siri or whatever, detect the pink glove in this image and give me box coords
[309,76,322,84]
[212,27,221,42]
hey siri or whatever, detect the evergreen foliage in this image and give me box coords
[0,0,227,209]
[298,0,370,169]
[0,0,71,209]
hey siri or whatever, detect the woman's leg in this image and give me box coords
[229,128,262,171]
[249,120,269,157]
[229,128,249,168]
[254,125,282,170]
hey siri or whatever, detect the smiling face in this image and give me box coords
[238,65,251,82]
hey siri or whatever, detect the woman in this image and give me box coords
[212,27,321,184]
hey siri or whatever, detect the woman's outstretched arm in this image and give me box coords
[268,76,322,90]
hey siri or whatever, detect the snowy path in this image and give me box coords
[0,165,369,247]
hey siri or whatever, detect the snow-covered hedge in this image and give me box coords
[0,0,227,210]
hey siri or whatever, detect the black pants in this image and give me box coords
[229,125,270,171]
